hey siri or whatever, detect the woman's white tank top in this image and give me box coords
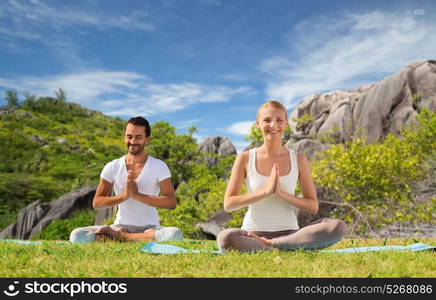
[241,148,300,231]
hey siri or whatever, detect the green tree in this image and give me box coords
[5,90,19,107]
[147,122,203,188]
[55,88,67,102]
[22,91,38,108]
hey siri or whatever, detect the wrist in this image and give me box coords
[259,189,269,198]
[132,191,144,200]
[117,194,127,201]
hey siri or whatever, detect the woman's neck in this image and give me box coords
[258,139,284,158]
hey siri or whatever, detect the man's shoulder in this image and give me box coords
[147,155,168,168]
[104,156,125,168]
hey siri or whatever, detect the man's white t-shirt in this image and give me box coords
[100,155,171,226]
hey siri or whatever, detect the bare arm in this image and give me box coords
[223,152,276,212]
[275,153,319,214]
[130,177,177,210]
[92,178,129,210]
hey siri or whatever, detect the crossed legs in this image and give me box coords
[69,225,183,243]
[217,218,347,252]
[94,226,156,242]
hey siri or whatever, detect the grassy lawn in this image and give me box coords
[1,238,435,278]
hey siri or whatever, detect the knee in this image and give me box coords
[217,228,243,251]
[155,227,183,242]
[69,227,96,243]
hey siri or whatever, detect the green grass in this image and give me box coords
[1,238,435,278]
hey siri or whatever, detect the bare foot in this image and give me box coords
[94,233,111,242]
[246,232,273,246]
[95,226,125,242]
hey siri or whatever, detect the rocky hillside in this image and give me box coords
[0,96,238,239]
[0,97,127,230]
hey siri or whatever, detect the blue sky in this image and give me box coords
[0,0,435,151]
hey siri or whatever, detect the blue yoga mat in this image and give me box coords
[140,242,436,255]
[321,242,436,253]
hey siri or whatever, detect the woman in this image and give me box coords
[217,101,346,252]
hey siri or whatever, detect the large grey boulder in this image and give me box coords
[0,186,96,239]
[285,139,329,160]
[196,209,232,239]
[199,136,237,170]
[288,60,436,148]
[94,207,114,225]
[199,136,237,157]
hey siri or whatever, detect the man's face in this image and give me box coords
[124,123,150,155]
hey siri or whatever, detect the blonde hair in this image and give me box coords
[256,100,288,120]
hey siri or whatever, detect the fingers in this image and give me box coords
[123,171,134,199]
[274,163,281,195]
[245,232,256,238]
[94,226,110,234]
[275,164,280,183]
[270,163,277,176]
[127,171,134,184]
[245,232,273,246]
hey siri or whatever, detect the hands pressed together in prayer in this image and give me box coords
[261,163,286,199]
[121,170,140,201]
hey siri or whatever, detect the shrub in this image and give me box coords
[311,109,436,235]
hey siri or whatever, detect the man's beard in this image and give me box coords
[127,143,145,155]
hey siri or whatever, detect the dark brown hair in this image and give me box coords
[126,116,151,137]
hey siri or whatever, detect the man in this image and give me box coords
[70,117,183,243]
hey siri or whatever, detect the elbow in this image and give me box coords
[312,200,319,215]
[92,198,103,210]
[223,204,232,213]
[223,198,235,213]
[92,199,99,209]
[168,197,177,210]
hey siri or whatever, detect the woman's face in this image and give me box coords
[256,106,288,140]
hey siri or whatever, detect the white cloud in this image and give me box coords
[0,39,33,55]
[0,71,147,103]
[260,9,436,108]
[0,1,155,66]
[0,70,251,117]
[349,11,386,30]
[174,119,202,130]
[222,73,251,82]
[0,27,40,40]
[198,0,222,7]
[2,0,155,32]
[192,133,207,144]
[221,121,254,136]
